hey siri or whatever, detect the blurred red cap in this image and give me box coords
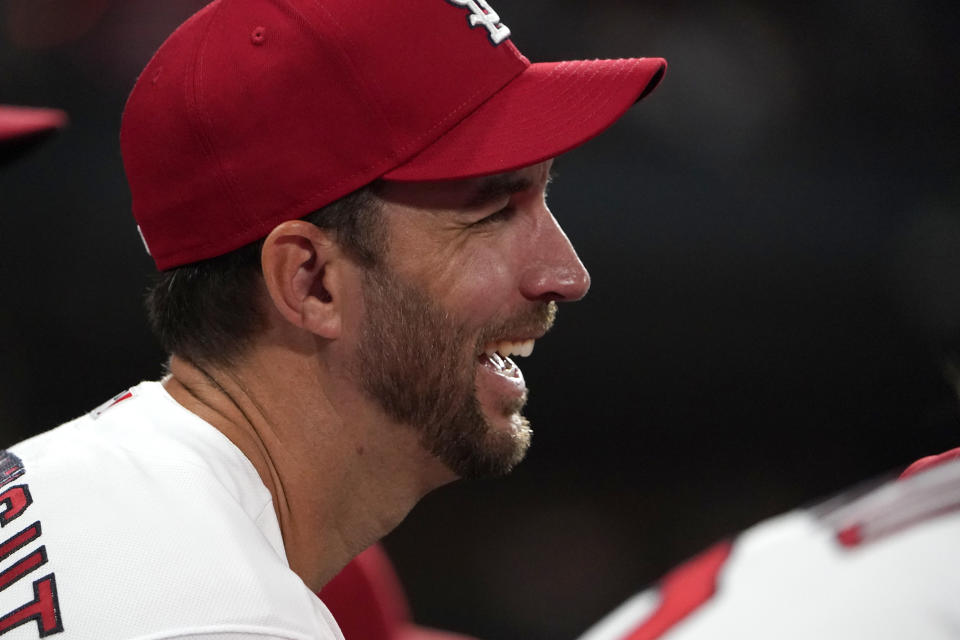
[320,545,479,640]
[0,104,67,143]
[0,105,67,165]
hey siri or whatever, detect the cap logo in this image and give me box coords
[446,0,511,45]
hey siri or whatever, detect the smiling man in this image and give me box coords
[0,0,664,638]
[354,161,570,479]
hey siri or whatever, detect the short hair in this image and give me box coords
[145,184,384,368]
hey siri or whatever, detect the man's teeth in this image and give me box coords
[483,339,535,359]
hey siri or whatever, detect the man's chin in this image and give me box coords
[498,412,533,471]
[485,404,531,438]
[452,411,532,480]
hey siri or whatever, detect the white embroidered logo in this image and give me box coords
[136,224,152,256]
[446,0,511,45]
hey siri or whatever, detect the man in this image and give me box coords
[578,448,960,640]
[0,100,456,640]
[0,0,665,638]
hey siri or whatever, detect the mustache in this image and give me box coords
[475,301,557,348]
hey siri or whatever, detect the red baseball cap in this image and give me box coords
[319,545,478,640]
[121,0,666,270]
[0,104,67,162]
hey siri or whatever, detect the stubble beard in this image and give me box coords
[353,264,553,479]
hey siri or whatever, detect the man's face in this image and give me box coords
[351,159,590,479]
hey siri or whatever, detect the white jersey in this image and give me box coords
[0,381,345,640]
[579,455,960,640]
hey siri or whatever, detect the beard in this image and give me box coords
[352,263,555,479]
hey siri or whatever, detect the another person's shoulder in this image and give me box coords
[1,382,342,640]
[579,452,960,640]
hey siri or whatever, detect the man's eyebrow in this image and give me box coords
[463,174,534,209]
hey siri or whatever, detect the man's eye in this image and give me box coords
[471,206,515,227]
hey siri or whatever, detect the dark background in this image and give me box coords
[2,1,959,638]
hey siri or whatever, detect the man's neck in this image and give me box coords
[162,352,455,590]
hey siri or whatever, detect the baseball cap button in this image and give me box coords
[251,26,266,46]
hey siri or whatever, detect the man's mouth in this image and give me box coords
[472,305,555,427]
[477,338,536,384]
[482,339,535,359]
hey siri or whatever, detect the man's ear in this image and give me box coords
[261,220,344,339]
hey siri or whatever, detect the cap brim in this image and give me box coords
[0,105,68,164]
[383,57,666,181]
[0,105,68,143]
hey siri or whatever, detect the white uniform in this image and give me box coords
[0,381,345,640]
[578,454,960,640]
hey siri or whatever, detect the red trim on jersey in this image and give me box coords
[90,389,137,419]
[624,542,733,640]
[836,523,863,548]
[831,449,960,548]
[900,447,960,480]
[100,391,134,415]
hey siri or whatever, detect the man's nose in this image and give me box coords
[518,210,591,303]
